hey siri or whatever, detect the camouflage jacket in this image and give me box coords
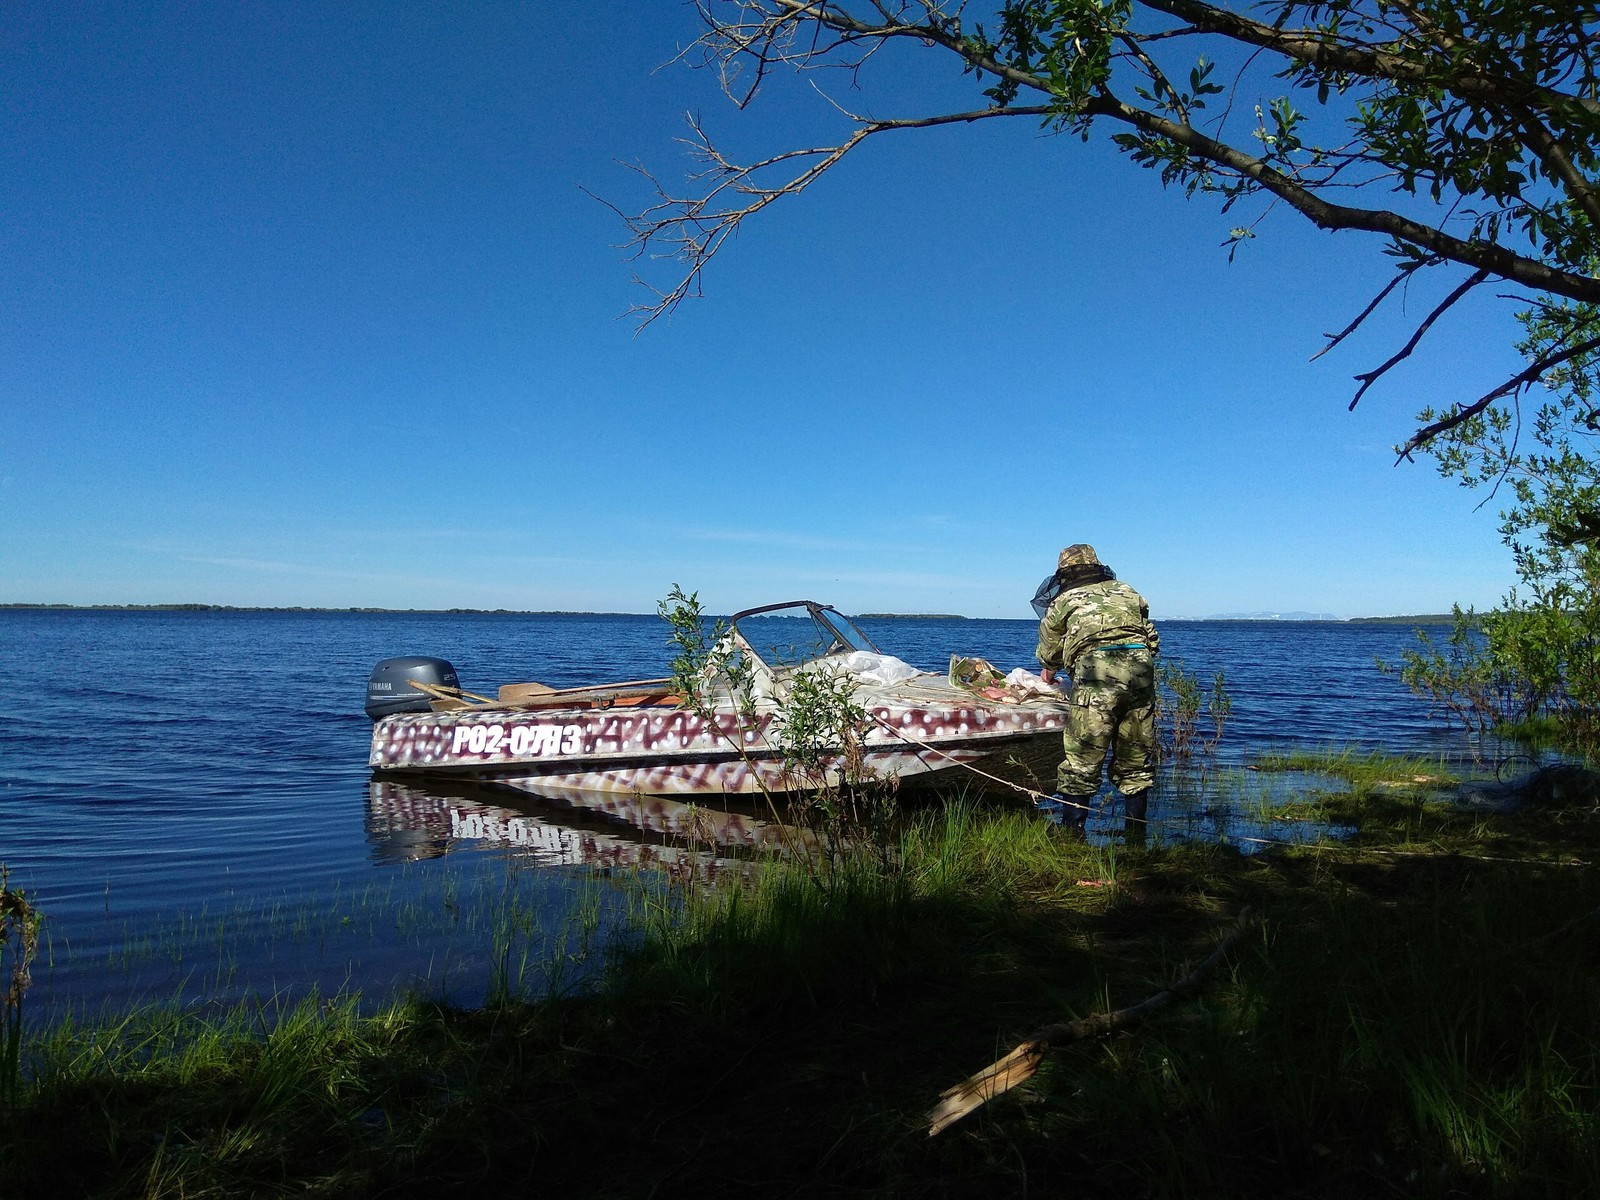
[1035,580,1160,673]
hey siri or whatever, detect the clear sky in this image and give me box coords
[4,3,1531,619]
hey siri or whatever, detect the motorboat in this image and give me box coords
[365,601,1070,799]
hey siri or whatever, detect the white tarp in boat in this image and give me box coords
[1004,667,1064,699]
[839,651,922,686]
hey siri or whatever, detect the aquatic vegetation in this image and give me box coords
[1249,746,1464,794]
[1409,322,1600,757]
[658,585,904,880]
[38,860,634,1027]
[1156,658,1232,764]
[1378,610,1532,758]
[1,866,41,1109]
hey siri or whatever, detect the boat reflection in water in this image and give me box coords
[366,778,790,878]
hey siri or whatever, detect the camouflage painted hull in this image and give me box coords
[368,681,1070,799]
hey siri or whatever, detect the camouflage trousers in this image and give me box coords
[1057,646,1156,796]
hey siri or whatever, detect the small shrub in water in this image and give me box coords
[1,865,41,1108]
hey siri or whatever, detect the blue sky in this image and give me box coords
[3,3,1531,618]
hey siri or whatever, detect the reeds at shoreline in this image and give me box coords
[3,754,1597,1197]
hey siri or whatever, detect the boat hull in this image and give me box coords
[369,698,1069,798]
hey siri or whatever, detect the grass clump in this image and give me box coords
[8,993,474,1196]
[1,866,41,1110]
[1250,746,1465,793]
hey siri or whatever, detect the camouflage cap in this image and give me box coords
[1057,544,1100,571]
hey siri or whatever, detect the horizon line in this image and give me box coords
[0,602,1459,623]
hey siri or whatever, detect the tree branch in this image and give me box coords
[1144,0,1600,119]
[1310,255,1442,361]
[1399,331,1600,459]
[601,102,1052,327]
[1083,91,1600,303]
[1348,268,1489,411]
[743,2,1600,303]
[1511,103,1600,233]
[621,0,1600,422]
[1386,0,1600,232]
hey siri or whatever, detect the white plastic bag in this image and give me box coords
[1004,667,1062,698]
[841,651,922,686]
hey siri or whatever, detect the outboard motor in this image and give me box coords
[366,656,459,721]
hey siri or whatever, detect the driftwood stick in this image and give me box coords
[927,906,1256,1136]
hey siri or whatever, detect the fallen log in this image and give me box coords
[927,906,1256,1136]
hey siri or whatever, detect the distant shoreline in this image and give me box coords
[854,613,968,620]
[2,603,1458,623]
[1345,614,1458,625]
[0,603,642,616]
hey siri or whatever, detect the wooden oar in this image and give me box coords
[403,680,498,705]
[495,677,678,710]
[409,676,680,712]
[503,687,682,712]
[519,676,674,697]
[498,681,557,703]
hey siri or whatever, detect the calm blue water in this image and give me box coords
[1,609,1465,1021]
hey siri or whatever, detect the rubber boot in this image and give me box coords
[1122,789,1149,847]
[1044,793,1093,837]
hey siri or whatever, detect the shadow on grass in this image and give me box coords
[4,793,1599,1199]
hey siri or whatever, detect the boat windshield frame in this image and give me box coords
[726,601,882,672]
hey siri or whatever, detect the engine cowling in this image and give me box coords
[366,656,459,721]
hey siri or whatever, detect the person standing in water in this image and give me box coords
[1033,544,1160,841]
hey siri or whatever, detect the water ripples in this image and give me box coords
[2,609,1466,1017]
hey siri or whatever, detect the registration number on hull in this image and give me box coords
[450,723,583,757]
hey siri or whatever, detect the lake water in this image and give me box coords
[2,609,1470,1022]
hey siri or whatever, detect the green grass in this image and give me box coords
[4,782,1599,1198]
[1249,746,1466,792]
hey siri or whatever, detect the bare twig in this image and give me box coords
[597,103,1050,327]
[1311,255,1442,361]
[1348,268,1490,410]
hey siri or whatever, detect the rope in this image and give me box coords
[865,710,1286,844]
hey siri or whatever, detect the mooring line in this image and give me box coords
[863,711,1290,844]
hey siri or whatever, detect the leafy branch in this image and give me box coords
[610,0,1600,446]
